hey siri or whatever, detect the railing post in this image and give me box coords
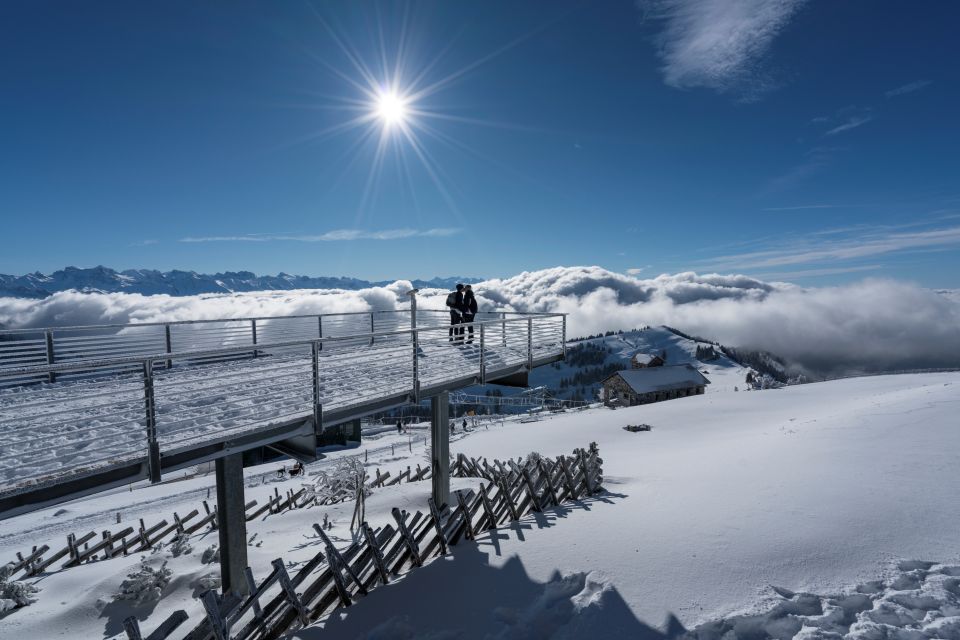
[44,330,56,383]
[562,315,567,360]
[501,312,507,347]
[479,324,486,384]
[408,290,418,331]
[311,341,321,429]
[317,316,323,351]
[250,319,258,358]
[142,361,161,483]
[527,318,534,370]
[369,312,375,346]
[412,330,420,403]
[164,324,172,369]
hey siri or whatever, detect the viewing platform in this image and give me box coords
[0,309,566,520]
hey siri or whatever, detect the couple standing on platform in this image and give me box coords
[445,283,477,344]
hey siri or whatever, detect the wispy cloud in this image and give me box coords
[763,204,864,211]
[180,228,461,243]
[702,223,960,270]
[626,268,645,276]
[885,80,932,98]
[763,146,842,193]
[752,264,883,280]
[638,0,808,96]
[129,239,159,247]
[825,115,872,136]
[810,105,873,137]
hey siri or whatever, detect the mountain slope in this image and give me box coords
[527,325,749,400]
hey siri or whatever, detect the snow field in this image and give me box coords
[0,371,957,639]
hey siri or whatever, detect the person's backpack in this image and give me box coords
[446,292,457,308]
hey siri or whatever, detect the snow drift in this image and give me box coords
[1,266,959,376]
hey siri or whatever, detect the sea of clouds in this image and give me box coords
[2,266,959,376]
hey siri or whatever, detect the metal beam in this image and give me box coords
[431,392,450,508]
[215,453,249,596]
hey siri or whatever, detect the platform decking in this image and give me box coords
[0,310,565,519]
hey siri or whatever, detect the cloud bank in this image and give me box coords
[2,266,958,377]
[639,0,807,95]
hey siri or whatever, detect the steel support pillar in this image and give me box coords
[348,418,362,442]
[431,392,450,508]
[215,453,249,596]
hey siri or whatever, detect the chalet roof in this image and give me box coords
[631,353,663,365]
[605,364,710,395]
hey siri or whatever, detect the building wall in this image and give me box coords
[602,376,705,407]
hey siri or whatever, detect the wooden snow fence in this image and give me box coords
[124,442,604,640]
[4,478,353,581]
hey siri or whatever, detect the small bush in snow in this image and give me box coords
[305,457,370,504]
[524,451,543,466]
[0,563,40,614]
[114,559,171,604]
[168,533,193,558]
[201,545,220,565]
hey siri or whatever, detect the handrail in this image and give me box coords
[0,309,555,335]
[0,310,567,508]
[0,314,565,378]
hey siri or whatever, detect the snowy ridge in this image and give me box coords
[0,266,482,299]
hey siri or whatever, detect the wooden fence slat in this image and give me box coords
[521,469,542,513]
[312,525,368,597]
[9,544,49,577]
[122,616,144,640]
[200,590,228,640]
[391,508,423,567]
[427,498,449,556]
[497,476,520,521]
[244,567,267,635]
[273,559,310,626]
[146,610,189,640]
[362,522,391,584]
[558,456,579,500]
[538,460,560,507]
[65,527,133,566]
[478,483,498,531]
[578,450,595,494]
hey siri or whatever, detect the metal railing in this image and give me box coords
[0,310,565,499]
[0,309,543,385]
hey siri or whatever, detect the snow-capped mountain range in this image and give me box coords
[0,266,482,298]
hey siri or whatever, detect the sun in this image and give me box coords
[375,90,408,128]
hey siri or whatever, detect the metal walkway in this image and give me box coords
[0,310,566,519]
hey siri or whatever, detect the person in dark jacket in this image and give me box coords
[396,418,402,434]
[447,284,464,343]
[462,284,478,344]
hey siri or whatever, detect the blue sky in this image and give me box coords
[1,0,958,286]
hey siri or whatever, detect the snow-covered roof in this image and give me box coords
[631,353,662,365]
[606,364,710,394]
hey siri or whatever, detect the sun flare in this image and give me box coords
[375,90,408,127]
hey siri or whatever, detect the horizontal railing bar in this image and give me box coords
[0,309,562,336]
[0,314,555,378]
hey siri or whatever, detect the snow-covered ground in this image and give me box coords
[1,372,958,639]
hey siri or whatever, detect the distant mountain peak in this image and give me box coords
[0,266,484,299]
